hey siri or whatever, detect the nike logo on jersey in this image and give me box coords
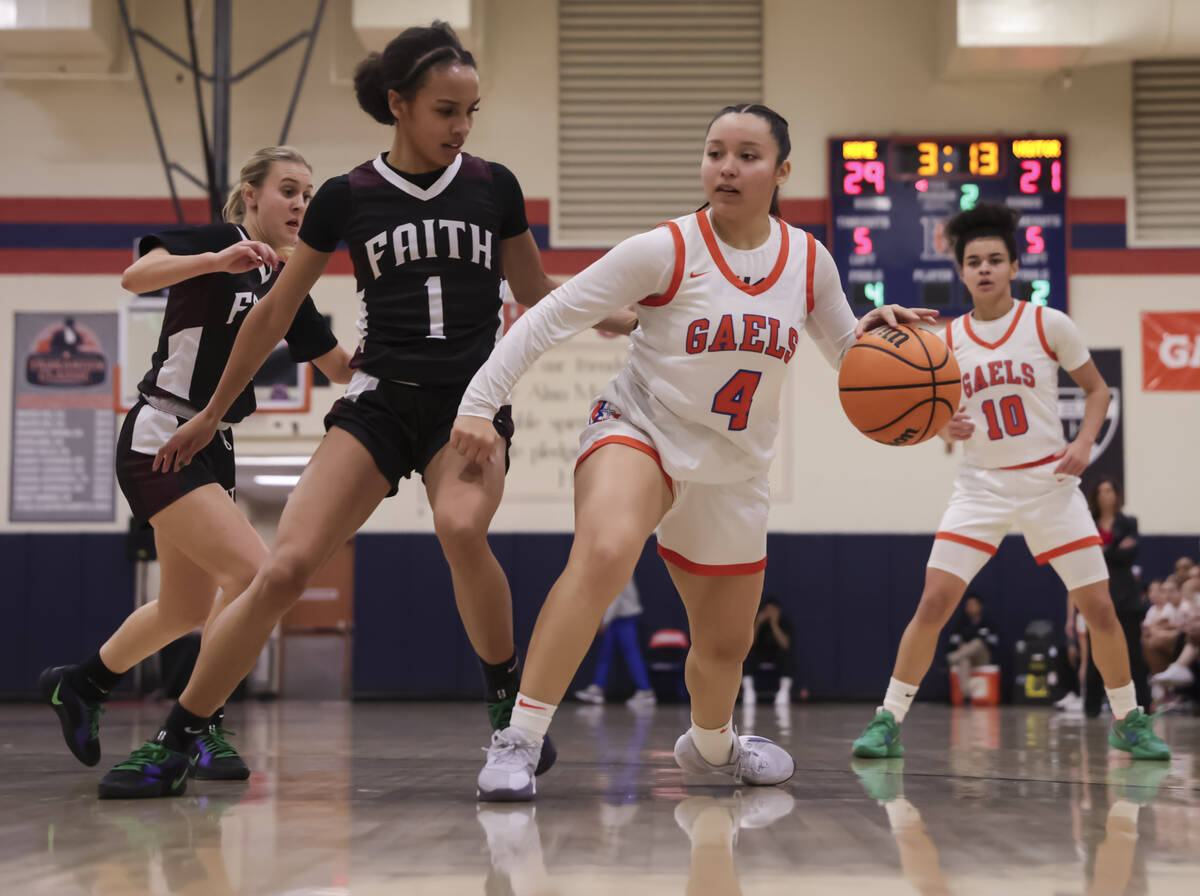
[686,313,800,362]
[689,271,711,278]
[961,360,1035,399]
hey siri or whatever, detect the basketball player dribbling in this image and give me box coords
[852,203,1170,761]
[40,147,352,784]
[97,21,633,799]
[453,103,937,801]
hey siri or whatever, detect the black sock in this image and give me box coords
[157,702,211,752]
[68,652,123,702]
[480,653,521,704]
[209,706,225,729]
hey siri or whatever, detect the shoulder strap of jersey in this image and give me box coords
[639,220,685,307]
[804,231,816,313]
[1034,304,1058,361]
[944,316,956,351]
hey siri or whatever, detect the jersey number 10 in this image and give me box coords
[980,395,1029,440]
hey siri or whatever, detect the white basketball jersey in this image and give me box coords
[603,210,818,483]
[945,302,1082,470]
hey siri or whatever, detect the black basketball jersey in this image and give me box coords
[299,152,528,386]
[135,223,337,423]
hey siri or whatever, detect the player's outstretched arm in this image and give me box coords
[153,242,331,472]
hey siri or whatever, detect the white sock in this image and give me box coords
[882,677,919,724]
[1106,681,1138,721]
[509,692,556,739]
[777,676,793,695]
[690,716,737,765]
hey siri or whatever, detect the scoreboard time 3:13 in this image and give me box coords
[827,136,1067,315]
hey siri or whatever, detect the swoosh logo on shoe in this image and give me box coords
[50,682,63,706]
[172,757,197,788]
[183,726,205,735]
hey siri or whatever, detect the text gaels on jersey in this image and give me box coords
[684,313,801,362]
[961,359,1037,399]
[362,219,495,281]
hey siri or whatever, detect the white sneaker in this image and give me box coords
[734,788,796,828]
[1054,692,1082,712]
[574,683,605,704]
[1153,664,1195,687]
[477,804,539,875]
[625,689,657,709]
[741,675,757,706]
[477,728,541,802]
[673,729,795,786]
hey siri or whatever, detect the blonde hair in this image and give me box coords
[222,145,311,224]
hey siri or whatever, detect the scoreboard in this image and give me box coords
[827,136,1067,315]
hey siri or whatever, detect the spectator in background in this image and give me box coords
[946,592,999,703]
[1171,556,1195,589]
[1082,477,1151,716]
[575,578,656,709]
[1153,570,1198,691]
[741,596,794,707]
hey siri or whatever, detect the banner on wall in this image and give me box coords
[1058,348,1123,501]
[1142,311,1200,391]
[9,312,118,522]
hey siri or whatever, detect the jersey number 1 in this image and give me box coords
[712,370,762,431]
[425,276,445,339]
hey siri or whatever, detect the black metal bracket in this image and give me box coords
[117,0,328,224]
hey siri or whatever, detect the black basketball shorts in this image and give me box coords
[116,399,236,523]
[324,371,513,496]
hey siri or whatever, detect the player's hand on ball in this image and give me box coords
[450,415,502,466]
[855,304,940,339]
[1054,439,1091,476]
[940,410,975,442]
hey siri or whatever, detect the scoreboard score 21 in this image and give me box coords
[827,136,1067,316]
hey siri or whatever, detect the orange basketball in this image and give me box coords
[838,325,961,446]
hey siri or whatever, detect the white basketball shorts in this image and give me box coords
[927,463,1108,591]
[577,401,768,576]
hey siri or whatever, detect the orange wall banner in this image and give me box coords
[1142,311,1200,391]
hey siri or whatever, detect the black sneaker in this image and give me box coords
[488,694,557,777]
[39,665,103,766]
[98,740,195,799]
[189,723,250,780]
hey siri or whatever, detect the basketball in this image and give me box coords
[838,325,961,446]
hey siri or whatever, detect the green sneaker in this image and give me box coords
[1109,709,1170,760]
[851,757,905,803]
[1106,761,1169,805]
[852,710,905,758]
[98,741,194,799]
[190,724,250,780]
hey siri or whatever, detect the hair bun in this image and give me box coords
[353,52,394,124]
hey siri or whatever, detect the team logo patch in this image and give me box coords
[589,400,622,424]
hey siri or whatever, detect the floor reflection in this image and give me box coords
[1,702,1196,894]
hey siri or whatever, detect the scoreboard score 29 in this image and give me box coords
[827,136,1067,315]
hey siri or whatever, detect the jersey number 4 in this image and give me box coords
[980,395,1029,440]
[712,370,762,431]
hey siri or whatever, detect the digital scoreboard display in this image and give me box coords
[827,136,1067,315]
